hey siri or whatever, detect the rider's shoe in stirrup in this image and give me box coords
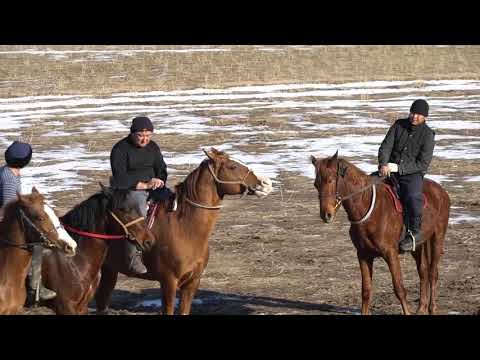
[128,252,148,275]
[39,285,57,301]
[399,230,423,252]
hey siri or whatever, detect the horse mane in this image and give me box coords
[60,189,130,239]
[338,158,370,183]
[0,193,40,225]
[174,159,210,218]
[0,199,20,226]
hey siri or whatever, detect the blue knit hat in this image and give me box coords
[5,141,32,168]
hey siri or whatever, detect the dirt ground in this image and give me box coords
[2,45,478,315]
[23,165,480,316]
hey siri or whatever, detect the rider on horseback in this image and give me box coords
[378,99,435,252]
[0,141,57,304]
[110,116,176,275]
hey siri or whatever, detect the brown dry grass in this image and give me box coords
[1,45,480,98]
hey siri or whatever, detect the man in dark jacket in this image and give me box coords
[378,99,435,252]
[110,116,176,275]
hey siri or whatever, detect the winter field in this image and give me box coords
[1,45,478,315]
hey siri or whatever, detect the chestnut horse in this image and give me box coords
[95,148,273,315]
[311,152,450,315]
[40,186,155,314]
[0,187,77,315]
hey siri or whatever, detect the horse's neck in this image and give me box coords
[0,247,31,284]
[0,210,28,246]
[340,167,374,222]
[0,215,31,284]
[173,165,222,238]
[195,166,223,206]
[60,217,110,280]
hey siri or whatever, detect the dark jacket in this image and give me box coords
[110,136,168,190]
[378,118,435,176]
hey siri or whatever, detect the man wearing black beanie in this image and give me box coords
[378,99,435,252]
[110,116,176,275]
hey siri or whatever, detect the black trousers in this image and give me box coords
[394,173,424,221]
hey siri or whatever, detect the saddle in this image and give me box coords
[369,172,428,247]
[382,176,428,214]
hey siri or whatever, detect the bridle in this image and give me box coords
[185,159,254,210]
[109,211,145,241]
[0,208,62,251]
[318,161,385,224]
[61,211,145,244]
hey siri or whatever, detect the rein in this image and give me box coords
[0,208,59,252]
[60,212,145,240]
[321,161,386,224]
[184,160,253,210]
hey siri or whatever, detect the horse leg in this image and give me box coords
[179,277,201,315]
[160,276,178,315]
[428,237,443,315]
[95,266,119,314]
[357,253,374,315]
[412,244,429,314]
[385,252,410,315]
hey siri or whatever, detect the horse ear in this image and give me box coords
[31,186,40,195]
[332,150,339,161]
[310,155,317,166]
[203,148,216,161]
[210,147,222,155]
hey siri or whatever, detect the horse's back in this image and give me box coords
[423,177,451,207]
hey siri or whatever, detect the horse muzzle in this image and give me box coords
[250,177,273,197]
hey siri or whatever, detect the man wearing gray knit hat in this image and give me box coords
[378,99,435,252]
[110,116,176,275]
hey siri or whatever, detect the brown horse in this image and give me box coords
[0,187,77,315]
[95,148,273,315]
[40,186,155,314]
[311,152,450,315]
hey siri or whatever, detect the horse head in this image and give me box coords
[311,151,348,224]
[203,147,273,198]
[17,187,77,256]
[100,183,155,252]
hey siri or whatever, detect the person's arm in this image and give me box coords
[110,146,145,189]
[1,169,20,206]
[399,130,435,175]
[153,144,168,183]
[378,122,397,168]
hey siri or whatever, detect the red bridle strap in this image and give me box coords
[61,222,125,240]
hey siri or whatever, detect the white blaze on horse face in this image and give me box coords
[43,205,77,255]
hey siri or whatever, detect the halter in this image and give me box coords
[0,208,62,251]
[185,159,253,210]
[109,211,145,241]
[320,161,384,224]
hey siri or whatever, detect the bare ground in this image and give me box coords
[4,45,479,315]
[22,165,480,315]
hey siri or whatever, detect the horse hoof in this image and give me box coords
[416,307,428,315]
